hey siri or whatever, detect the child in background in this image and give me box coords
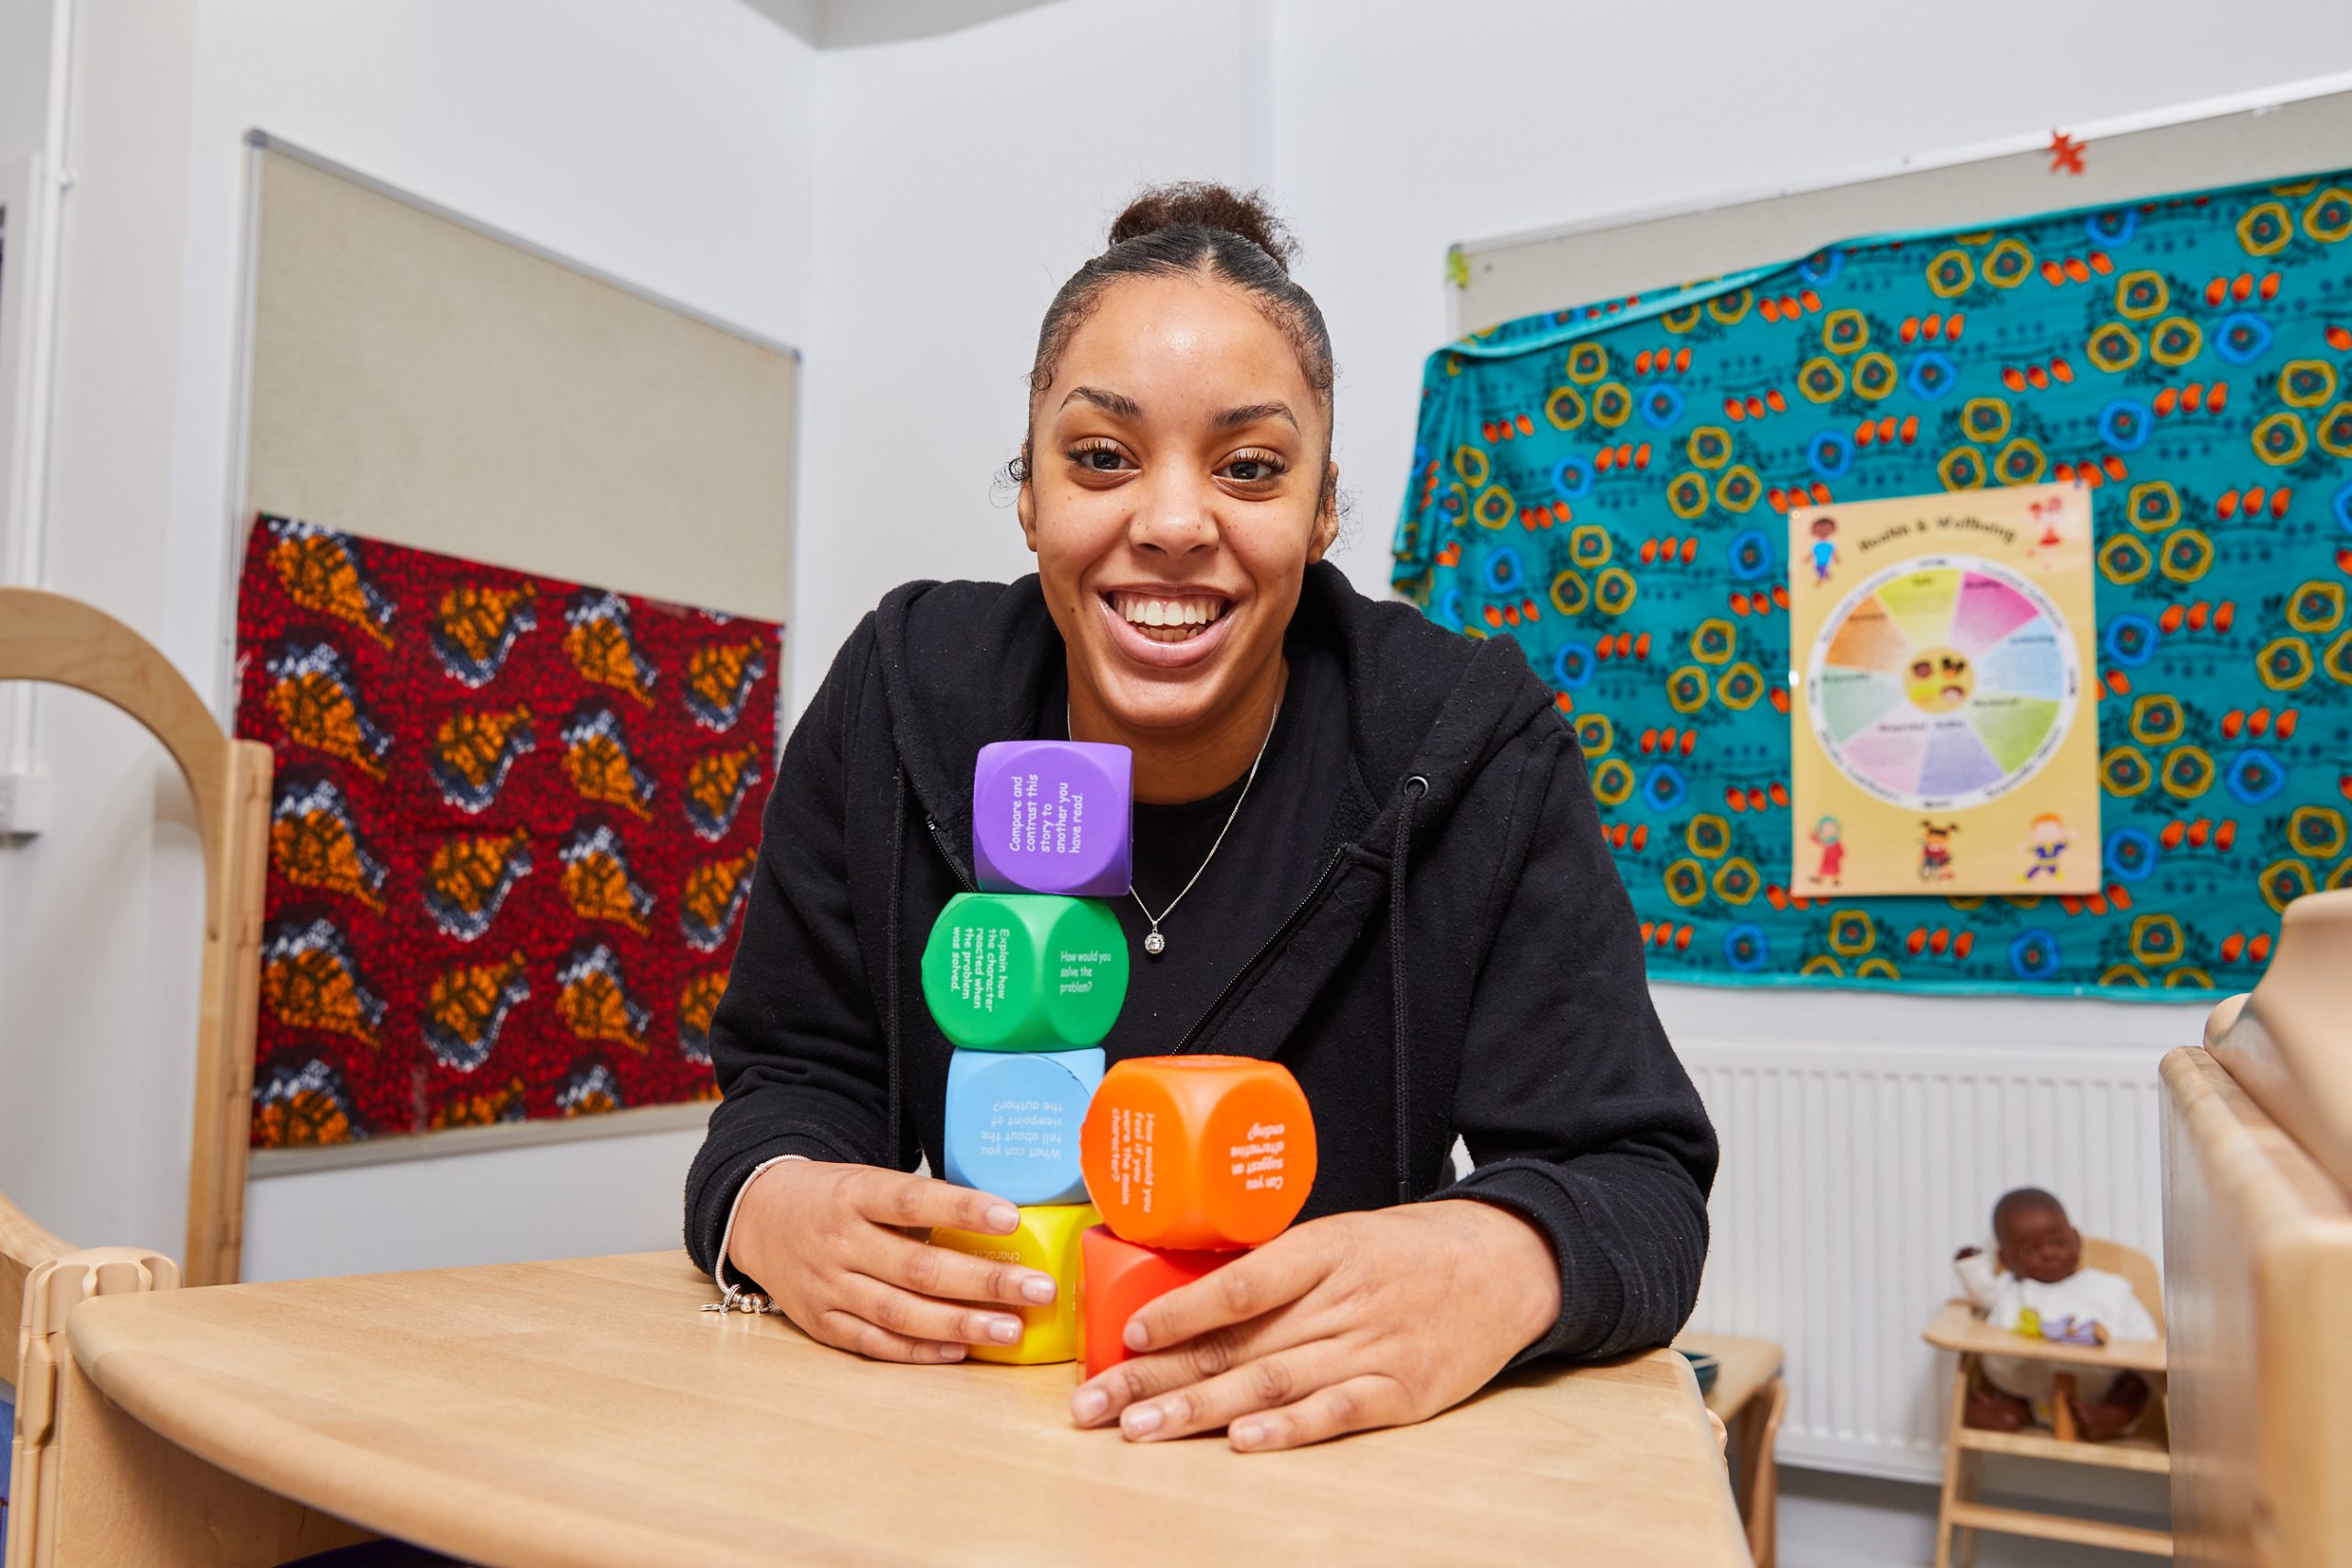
[1953,1188,2157,1438]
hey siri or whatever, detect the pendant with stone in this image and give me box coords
[1143,929,1166,956]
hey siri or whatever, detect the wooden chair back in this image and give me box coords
[2079,1235,2165,1339]
[1,1191,72,1368]
[0,587,271,1288]
[2164,886,2352,1566]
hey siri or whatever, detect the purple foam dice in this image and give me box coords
[972,739,1133,897]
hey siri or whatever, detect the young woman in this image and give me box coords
[686,185,1717,1452]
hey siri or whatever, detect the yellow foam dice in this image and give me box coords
[929,1201,1099,1365]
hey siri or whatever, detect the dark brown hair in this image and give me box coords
[1024,182,1335,419]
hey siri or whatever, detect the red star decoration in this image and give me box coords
[2048,130,2086,175]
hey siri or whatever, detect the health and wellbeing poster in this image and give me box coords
[1790,483,2100,896]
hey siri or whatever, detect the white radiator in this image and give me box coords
[1676,1033,2169,1481]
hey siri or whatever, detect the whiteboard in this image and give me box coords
[235,136,797,628]
[1456,75,2352,334]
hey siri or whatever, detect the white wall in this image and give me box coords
[786,0,2352,1176]
[788,0,1273,715]
[783,4,2341,1555]
[1259,0,2352,1103]
[0,0,817,1276]
[0,4,52,162]
[1247,4,2350,1552]
[0,0,209,1260]
[1274,0,2352,596]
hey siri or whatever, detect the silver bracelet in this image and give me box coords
[701,1280,784,1316]
[700,1154,806,1316]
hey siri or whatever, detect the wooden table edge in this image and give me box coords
[65,1304,778,1568]
[62,1257,1748,1568]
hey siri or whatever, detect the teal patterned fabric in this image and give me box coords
[1392,170,2352,998]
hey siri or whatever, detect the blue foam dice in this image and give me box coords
[942,1045,1105,1206]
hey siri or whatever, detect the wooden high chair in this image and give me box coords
[3,588,272,1564]
[1923,1236,2171,1564]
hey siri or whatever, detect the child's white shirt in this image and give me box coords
[1952,1252,2158,1413]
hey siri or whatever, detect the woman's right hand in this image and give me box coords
[725,1160,1058,1363]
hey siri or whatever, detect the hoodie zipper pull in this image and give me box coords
[925,815,977,892]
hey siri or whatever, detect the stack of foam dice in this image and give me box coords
[922,739,1318,1374]
[921,739,1132,1364]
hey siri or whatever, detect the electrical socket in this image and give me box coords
[0,772,51,837]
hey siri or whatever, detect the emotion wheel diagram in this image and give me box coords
[1804,555,2080,812]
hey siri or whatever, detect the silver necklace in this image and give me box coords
[1068,696,1281,957]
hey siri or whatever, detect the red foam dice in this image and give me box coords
[1078,1224,1231,1377]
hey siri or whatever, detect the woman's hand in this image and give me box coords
[1069,1199,1560,1451]
[727,1161,1059,1364]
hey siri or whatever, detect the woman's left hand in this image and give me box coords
[1069,1199,1561,1451]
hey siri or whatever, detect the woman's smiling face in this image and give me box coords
[1020,272,1337,743]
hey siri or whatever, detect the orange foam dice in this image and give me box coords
[1079,1225,1230,1376]
[1079,1055,1317,1250]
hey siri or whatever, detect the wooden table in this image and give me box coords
[1679,1333,1784,1427]
[50,1251,1750,1567]
[1678,1333,1788,1568]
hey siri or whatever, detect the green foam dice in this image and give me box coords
[920,892,1129,1050]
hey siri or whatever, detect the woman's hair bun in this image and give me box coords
[1025,179,1329,405]
[1109,183,1296,272]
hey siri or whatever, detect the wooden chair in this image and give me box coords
[2163,887,2352,1565]
[0,587,271,1288]
[3,589,271,1563]
[1678,1333,1788,1568]
[6,1195,182,1565]
[1923,1237,2171,1564]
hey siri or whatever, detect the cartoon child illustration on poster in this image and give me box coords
[1808,515,1840,585]
[2021,814,2070,882]
[1918,820,1960,883]
[1808,816,1845,887]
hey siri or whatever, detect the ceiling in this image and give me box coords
[736,0,1067,50]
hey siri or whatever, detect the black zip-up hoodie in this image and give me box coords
[685,563,1717,1361]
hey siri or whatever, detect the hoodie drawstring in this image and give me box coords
[886,764,908,1167]
[1390,775,1429,1204]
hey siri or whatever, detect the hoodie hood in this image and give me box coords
[868,561,1563,871]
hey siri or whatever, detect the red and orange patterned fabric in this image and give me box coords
[235,515,779,1145]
